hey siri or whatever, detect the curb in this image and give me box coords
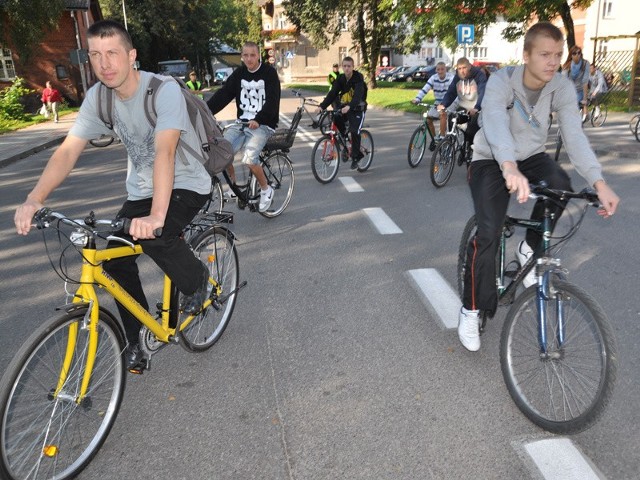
[0,136,65,169]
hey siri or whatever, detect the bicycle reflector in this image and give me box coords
[43,445,59,457]
[208,254,216,263]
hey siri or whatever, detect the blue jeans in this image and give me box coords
[224,123,273,165]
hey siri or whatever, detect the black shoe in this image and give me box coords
[124,343,146,371]
[180,269,210,314]
[429,139,436,151]
[350,159,358,170]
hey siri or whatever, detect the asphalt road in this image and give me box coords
[1,90,639,479]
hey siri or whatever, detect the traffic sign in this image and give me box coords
[268,49,275,57]
[268,57,276,64]
[285,51,294,59]
[456,24,475,44]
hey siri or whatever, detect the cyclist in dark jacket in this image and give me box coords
[319,57,368,170]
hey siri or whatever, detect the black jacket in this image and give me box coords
[207,62,281,129]
[320,70,368,111]
[441,66,488,111]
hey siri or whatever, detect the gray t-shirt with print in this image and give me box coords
[70,71,211,200]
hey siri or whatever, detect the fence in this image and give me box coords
[593,35,640,109]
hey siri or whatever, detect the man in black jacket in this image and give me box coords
[437,57,487,147]
[318,57,368,170]
[207,42,281,212]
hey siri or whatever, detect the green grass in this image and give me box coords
[286,81,434,115]
[0,106,78,134]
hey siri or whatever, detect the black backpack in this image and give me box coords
[96,76,233,176]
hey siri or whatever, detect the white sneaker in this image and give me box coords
[259,186,274,212]
[458,307,481,352]
[516,240,536,288]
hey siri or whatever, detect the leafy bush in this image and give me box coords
[0,77,34,120]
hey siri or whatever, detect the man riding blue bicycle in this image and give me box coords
[457,22,620,352]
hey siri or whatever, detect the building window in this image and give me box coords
[339,15,348,31]
[602,0,614,18]
[436,47,443,58]
[1,47,16,80]
[339,47,348,61]
[277,13,287,29]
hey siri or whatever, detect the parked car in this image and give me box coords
[214,67,233,85]
[376,66,404,81]
[390,65,424,82]
[473,61,501,74]
[412,65,438,82]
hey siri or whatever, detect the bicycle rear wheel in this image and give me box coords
[634,115,640,143]
[0,309,125,480]
[356,129,374,172]
[178,226,239,351]
[590,103,607,127]
[260,152,294,218]
[628,114,640,134]
[407,125,427,168]
[500,279,617,434]
[89,135,115,148]
[430,138,456,187]
[311,134,340,184]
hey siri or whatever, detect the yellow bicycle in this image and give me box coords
[0,208,244,480]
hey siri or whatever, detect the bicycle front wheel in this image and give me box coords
[430,138,456,187]
[634,115,640,143]
[500,280,617,434]
[590,103,607,127]
[0,309,125,480]
[259,152,294,218]
[628,113,640,134]
[311,134,340,184]
[179,226,239,352]
[407,125,428,168]
[356,129,374,172]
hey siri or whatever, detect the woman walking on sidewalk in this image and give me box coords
[41,81,63,123]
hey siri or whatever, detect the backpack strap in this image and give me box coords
[97,82,114,130]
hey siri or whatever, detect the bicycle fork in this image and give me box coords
[535,259,566,358]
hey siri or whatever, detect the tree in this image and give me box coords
[0,0,66,61]
[282,0,400,87]
[207,0,262,50]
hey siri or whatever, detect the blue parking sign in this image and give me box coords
[457,24,475,44]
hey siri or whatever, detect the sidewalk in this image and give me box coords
[0,112,78,168]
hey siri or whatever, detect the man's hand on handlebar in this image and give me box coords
[15,198,44,235]
[129,215,164,240]
[593,180,619,218]
[501,161,530,204]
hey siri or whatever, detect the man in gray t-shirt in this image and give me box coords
[14,20,212,371]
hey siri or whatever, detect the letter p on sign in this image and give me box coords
[457,24,475,44]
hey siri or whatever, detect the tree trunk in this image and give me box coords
[559,1,576,49]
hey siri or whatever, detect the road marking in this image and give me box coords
[339,177,364,192]
[523,438,605,480]
[406,268,460,329]
[363,207,402,234]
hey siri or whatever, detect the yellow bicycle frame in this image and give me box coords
[56,241,219,402]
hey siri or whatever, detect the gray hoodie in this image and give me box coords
[472,65,603,187]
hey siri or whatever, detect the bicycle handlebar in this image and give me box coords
[529,183,601,207]
[33,208,163,238]
[290,89,321,106]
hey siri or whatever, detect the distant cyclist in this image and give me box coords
[317,56,368,170]
[411,61,454,150]
[457,22,620,352]
[588,63,608,106]
[437,57,488,152]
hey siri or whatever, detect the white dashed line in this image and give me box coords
[363,207,402,234]
[522,438,605,480]
[339,177,364,192]
[406,268,461,329]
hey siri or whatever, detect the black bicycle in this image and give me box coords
[310,110,374,184]
[429,109,472,187]
[407,102,437,168]
[457,184,617,434]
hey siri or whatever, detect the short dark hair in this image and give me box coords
[333,63,339,68]
[87,20,133,51]
[242,41,260,55]
[342,56,354,65]
[524,22,564,53]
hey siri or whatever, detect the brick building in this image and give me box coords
[0,0,102,108]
